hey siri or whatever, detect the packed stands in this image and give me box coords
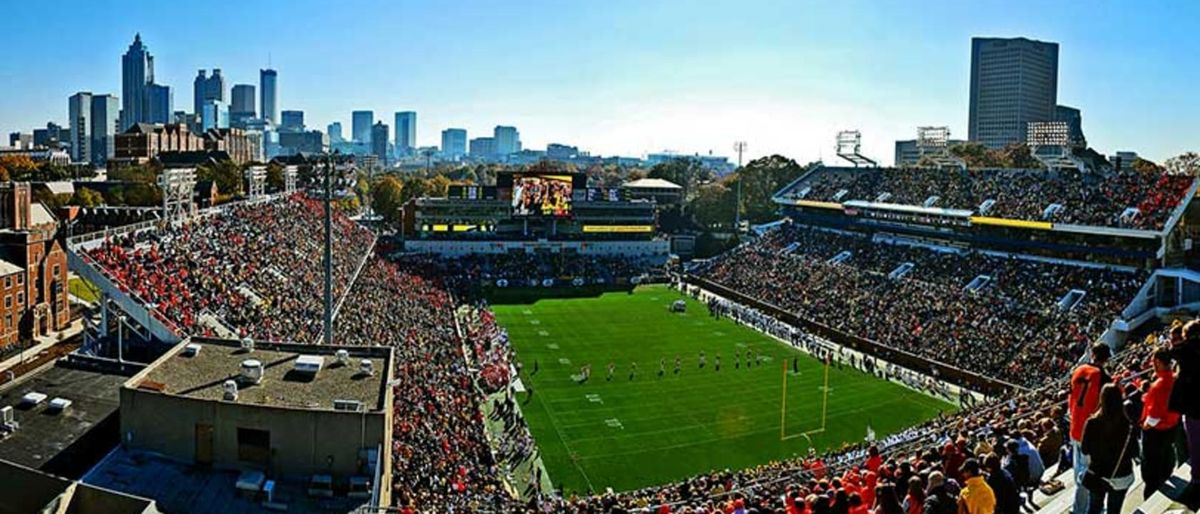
[83,195,375,342]
[791,167,1193,230]
[697,223,1145,387]
[389,252,663,295]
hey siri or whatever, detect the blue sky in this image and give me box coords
[1,0,1196,164]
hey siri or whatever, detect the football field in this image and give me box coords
[490,284,954,495]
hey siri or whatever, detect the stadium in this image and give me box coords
[2,152,1199,514]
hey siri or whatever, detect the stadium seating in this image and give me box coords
[697,223,1145,387]
[84,195,376,343]
[791,167,1193,230]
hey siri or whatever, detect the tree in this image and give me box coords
[371,175,404,224]
[647,158,712,200]
[1164,152,1200,176]
[354,172,371,205]
[727,155,804,224]
[123,183,162,206]
[109,161,161,183]
[0,154,38,181]
[266,163,285,191]
[197,160,243,198]
[71,187,104,207]
[1131,158,1164,175]
[948,142,1004,168]
[689,183,734,229]
[426,174,451,198]
[999,143,1039,169]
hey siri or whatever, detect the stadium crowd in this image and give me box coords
[84,195,375,342]
[335,255,540,512]
[793,167,1192,230]
[390,251,662,295]
[697,223,1144,387]
[76,194,1200,513]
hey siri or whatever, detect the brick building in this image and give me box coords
[114,123,205,163]
[0,182,70,347]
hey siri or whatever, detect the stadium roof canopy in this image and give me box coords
[623,178,682,190]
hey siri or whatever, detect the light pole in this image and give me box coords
[323,152,335,346]
[733,141,747,230]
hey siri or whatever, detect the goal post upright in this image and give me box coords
[780,360,788,440]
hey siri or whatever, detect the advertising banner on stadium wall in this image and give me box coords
[969,216,1053,230]
[582,225,655,233]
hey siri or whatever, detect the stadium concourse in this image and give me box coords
[76,190,1199,514]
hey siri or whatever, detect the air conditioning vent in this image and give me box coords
[333,399,363,412]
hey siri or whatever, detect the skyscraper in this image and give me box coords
[371,122,390,164]
[201,100,229,131]
[441,128,467,159]
[193,69,226,116]
[1055,105,1085,148]
[230,84,256,122]
[280,110,305,133]
[146,83,173,124]
[90,94,120,164]
[327,122,343,143]
[260,69,278,125]
[68,92,92,163]
[394,111,416,157]
[968,37,1059,149]
[120,34,154,131]
[352,111,374,144]
[494,125,520,155]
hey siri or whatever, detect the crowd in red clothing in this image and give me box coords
[698,223,1144,387]
[335,256,524,511]
[790,167,1192,230]
[84,195,376,342]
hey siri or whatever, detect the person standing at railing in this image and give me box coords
[1163,319,1200,508]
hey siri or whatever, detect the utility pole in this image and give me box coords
[323,153,334,345]
[733,141,747,230]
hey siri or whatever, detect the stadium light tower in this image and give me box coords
[733,141,747,229]
[323,152,336,345]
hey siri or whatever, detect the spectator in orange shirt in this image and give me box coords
[1140,349,1181,499]
[1068,342,1112,514]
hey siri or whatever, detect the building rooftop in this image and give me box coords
[0,364,124,476]
[85,448,367,514]
[134,338,390,412]
[623,177,682,190]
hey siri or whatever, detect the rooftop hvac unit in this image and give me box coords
[20,392,47,407]
[359,359,374,376]
[47,398,72,413]
[240,338,255,352]
[294,355,325,374]
[333,399,363,412]
[240,359,264,384]
[223,380,239,401]
[183,343,202,356]
[335,349,350,366]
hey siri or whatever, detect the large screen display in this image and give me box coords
[511,174,573,217]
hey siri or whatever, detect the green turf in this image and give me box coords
[490,284,955,495]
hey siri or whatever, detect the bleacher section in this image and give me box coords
[776,166,1195,231]
[697,222,1148,388]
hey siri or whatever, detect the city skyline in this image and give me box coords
[1,0,1197,164]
